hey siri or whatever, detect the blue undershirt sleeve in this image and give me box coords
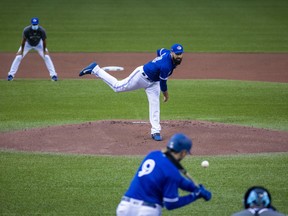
[160,79,167,92]
[164,192,199,210]
[179,177,198,192]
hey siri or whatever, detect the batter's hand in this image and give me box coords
[163,91,169,102]
[198,184,212,201]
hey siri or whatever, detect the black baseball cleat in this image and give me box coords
[79,62,97,76]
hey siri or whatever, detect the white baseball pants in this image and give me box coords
[116,198,162,216]
[8,40,57,78]
[93,65,161,134]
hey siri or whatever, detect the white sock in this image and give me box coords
[92,65,101,75]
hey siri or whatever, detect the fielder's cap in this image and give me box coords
[171,43,184,55]
[31,17,39,25]
[167,133,192,154]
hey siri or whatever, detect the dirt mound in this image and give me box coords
[1,120,287,155]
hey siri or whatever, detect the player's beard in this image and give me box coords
[173,57,182,66]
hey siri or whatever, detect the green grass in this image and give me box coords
[0,79,287,132]
[0,0,288,52]
[1,151,287,216]
[0,0,287,215]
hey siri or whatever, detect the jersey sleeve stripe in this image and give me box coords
[163,197,179,202]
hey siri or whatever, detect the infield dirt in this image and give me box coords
[0,53,287,155]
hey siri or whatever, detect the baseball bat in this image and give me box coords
[180,169,199,187]
[164,151,199,187]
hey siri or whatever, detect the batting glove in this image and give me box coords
[198,184,212,201]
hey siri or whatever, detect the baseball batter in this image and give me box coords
[79,44,184,141]
[7,17,58,81]
[116,133,212,216]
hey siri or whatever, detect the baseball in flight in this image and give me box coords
[201,160,209,168]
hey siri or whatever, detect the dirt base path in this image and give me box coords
[1,53,288,82]
[0,53,287,155]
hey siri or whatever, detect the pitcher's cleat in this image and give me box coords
[51,75,58,81]
[7,75,14,81]
[79,62,97,76]
[152,133,162,141]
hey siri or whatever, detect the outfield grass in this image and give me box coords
[0,0,288,52]
[1,151,287,216]
[0,79,287,132]
[0,0,287,215]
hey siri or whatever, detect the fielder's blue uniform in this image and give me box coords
[117,150,200,215]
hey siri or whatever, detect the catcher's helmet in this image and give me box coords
[167,133,192,154]
[244,186,272,209]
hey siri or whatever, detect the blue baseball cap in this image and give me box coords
[31,17,39,25]
[167,133,192,154]
[171,43,184,55]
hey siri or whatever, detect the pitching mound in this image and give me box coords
[1,120,287,155]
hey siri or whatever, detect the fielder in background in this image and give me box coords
[116,133,212,216]
[7,17,58,81]
[232,186,286,216]
[79,44,184,141]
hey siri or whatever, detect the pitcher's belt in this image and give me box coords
[142,72,153,82]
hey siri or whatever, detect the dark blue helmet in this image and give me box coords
[167,133,192,154]
[244,186,272,209]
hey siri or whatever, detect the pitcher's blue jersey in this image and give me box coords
[124,150,196,206]
[143,49,176,92]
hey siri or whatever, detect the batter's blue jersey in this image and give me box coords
[143,48,176,92]
[124,150,197,206]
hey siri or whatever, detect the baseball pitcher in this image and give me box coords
[79,44,184,141]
